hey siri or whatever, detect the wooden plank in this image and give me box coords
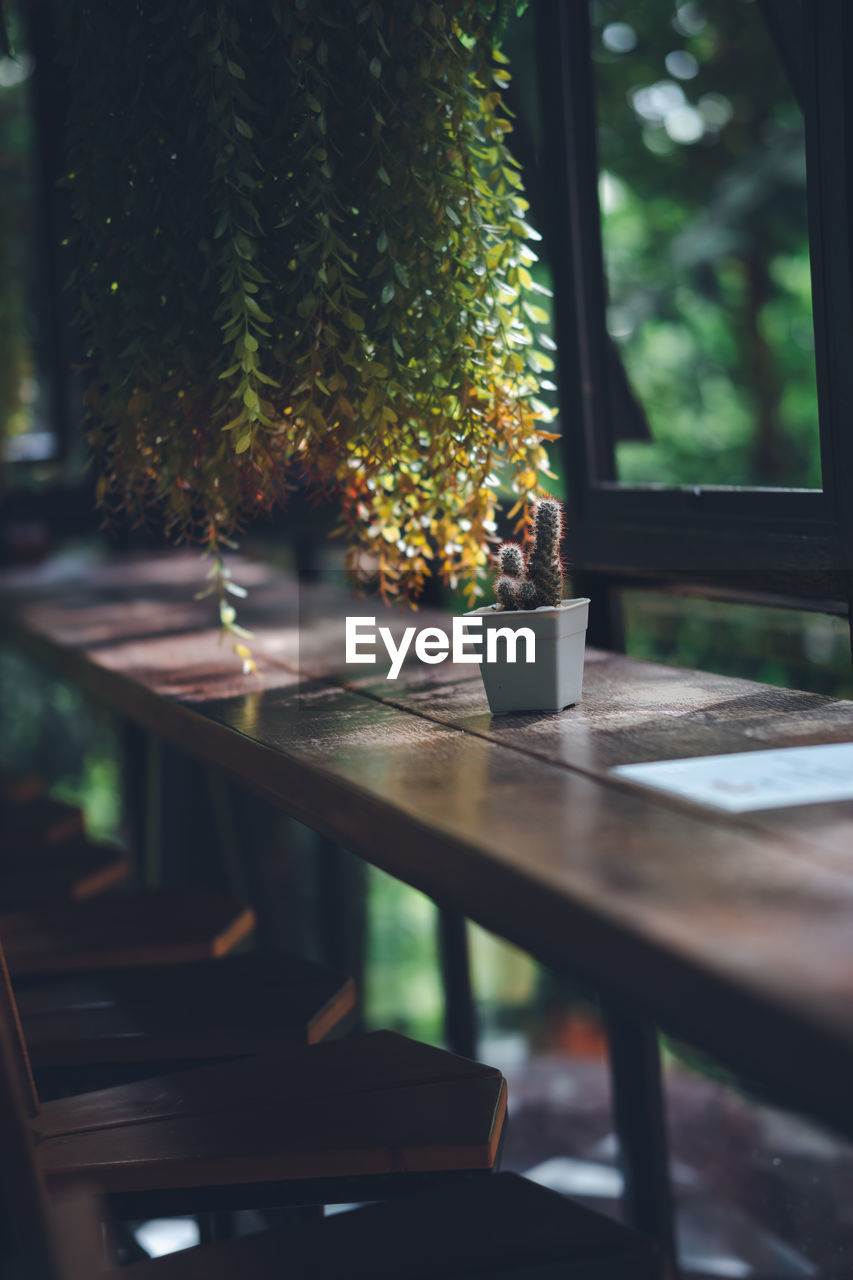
[0,774,46,805]
[90,1173,657,1280]
[4,553,853,1133]
[36,1030,499,1138]
[17,951,355,1068]
[0,838,131,908]
[1,889,255,974]
[0,797,85,851]
[0,941,39,1118]
[349,652,853,873]
[0,951,54,1274]
[36,1034,506,1193]
[38,1076,507,1192]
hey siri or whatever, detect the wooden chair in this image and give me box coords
[0,979,657,1280]
[1,783,354,1087]
[107,1174,660,1280]
[0,836,132,909]
[0,782,133,908]
[1,887,256,976]
[0,772,46,805]
[0,935,507,1220]
[17,950,356,1078]
[1,793,85,850]
[0,781,255,975]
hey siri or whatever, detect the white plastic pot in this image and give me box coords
[465,597,591,715]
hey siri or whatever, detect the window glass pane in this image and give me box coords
[0,6,53,464]
[363,865,445,1045]
[592,0,821,489]
[661,1038,853,1279]
[622,591,853,697]
[469,924,622,1222]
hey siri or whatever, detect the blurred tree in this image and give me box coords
[591,0,819,488]
[0,2,37,455]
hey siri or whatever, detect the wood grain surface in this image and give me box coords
[17,951,355,1068]
[36,1032,507,1193]
[91,1172,657,1280]
[3,551,853,1134]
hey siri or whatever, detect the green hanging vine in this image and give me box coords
[59,0,556,641]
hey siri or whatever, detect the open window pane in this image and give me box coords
[0,10,47,463]
[592,0,821,490]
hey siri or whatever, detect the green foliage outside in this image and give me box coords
[623,591,853,698]
[363,866,444,1044]
[363,861,547,1052]
[592,0,820,488]
[0,4,37,450]
[0,645,121,837]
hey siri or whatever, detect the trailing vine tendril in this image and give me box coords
[58,0,557,635]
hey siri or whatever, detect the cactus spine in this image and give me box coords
[527,498,563,608]
[498,543,524,578]
[492,499,564,611]
[495,576,519,610]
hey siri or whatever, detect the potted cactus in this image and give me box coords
[466,499,590,714]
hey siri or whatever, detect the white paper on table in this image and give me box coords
[610,742,853,813]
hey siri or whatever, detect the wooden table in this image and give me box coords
[3,549,853,1259]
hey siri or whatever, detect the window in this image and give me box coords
[0,1,78,474]
[593,0,819,490]
[533,0,853,621]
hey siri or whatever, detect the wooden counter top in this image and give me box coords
[3,550,853,1136]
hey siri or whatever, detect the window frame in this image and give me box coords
[534,0,853,617]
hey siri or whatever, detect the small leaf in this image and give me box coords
[369,56,381,77]
[377,229,388,252]
[377,166,390,185]
[234,116,253,138]
[235,432,252,453]
[244,296,272,321]
[381,281,395,304]
[523,302,550,326]
[528,350,555,373]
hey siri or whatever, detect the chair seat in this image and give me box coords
[98,1173,657,1280]
[36,1032,506,1200]
[0,837,132,908]
[0,796,85,851]
[17,951,355,1069]
[0,773,46,805]
[1,887,255,974]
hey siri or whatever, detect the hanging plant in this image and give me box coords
[58,0,557,657]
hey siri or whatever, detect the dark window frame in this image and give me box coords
[534,0,853,635]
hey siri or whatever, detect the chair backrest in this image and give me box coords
[0,938,56,1279]
[0,936,39,1117]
